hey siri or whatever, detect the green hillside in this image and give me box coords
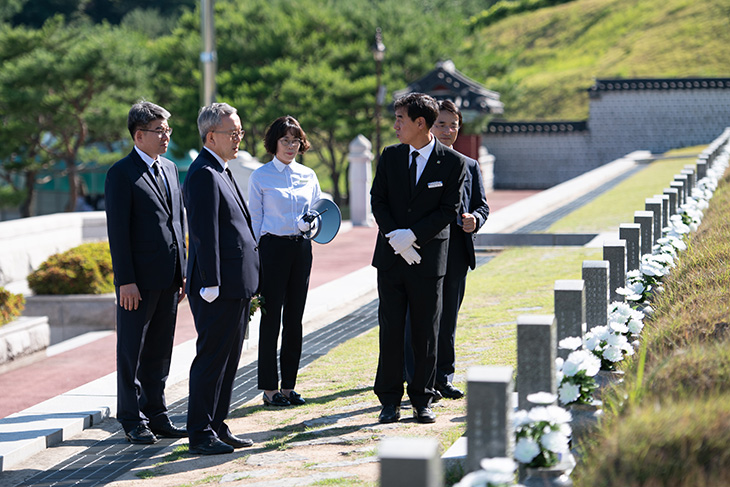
[456,0,730,121]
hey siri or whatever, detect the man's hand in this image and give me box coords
[119,283,141,311]
[398,244,422,265]
[178,278,187,303]
[462,213,477,233]
[385,229,417,255]
[200,286,220,303]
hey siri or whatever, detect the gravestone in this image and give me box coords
[516,315,556,410]
[634,211,654,256]
[554,280,586,359]
[645,198,663,245]
[466,366,515,472]
[380,437,442,487]
[619,223,641,271]
[663,188,678,216]
[681,167,695,197]
[674,174,690,204]
[582,260,609,329]
[654,194,669,228]
[696,158,708,180]
[603,239,626,303]
[670,181,686,206]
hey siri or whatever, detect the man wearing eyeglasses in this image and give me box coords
[105,101,187,445]
[183,102,259,455]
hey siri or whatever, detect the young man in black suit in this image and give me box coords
[183,103,260,455]
[105,101,187,444]
[371,92,466,424]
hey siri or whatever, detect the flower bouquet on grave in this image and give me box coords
[607,301,645,347]
[453,457,518,487]
[514,398,572,469]
[555,337,601,406]
[583,323,634,372]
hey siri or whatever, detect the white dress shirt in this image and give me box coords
[248,156,322,242]
[409,136,436,184]
[134,145,169,193]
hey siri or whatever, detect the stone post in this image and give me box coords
[466,366,514,472]
[582,260,609,329]
[696,157,708,180]
[654,194,670,228]
[380,437,442,487]
[619,223,641,272]
[347,135,374,226]
[554,280,586,359]
[670,181,686,206]
[603,239,626,303]
[645,198,663,244]
[663,188,678,216]
[674,174,689,204]
[681,167,696,197]
[634,211,654,256]
[516,315,556,410]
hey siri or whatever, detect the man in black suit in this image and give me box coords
[105,101,187,444]
[183,102,259,455]
[430,100,490,399]
[371,92,466,424]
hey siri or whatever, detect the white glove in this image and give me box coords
[399,244,422,265]
[297,217,311,233]
[200,286,220,303]
[385,229,417,255]
[297,211,318,233]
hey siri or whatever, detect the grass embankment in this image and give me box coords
[574,162,730,486]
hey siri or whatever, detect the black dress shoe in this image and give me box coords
[378,404,400,424]
[431,389,442,404]
[413,406,436,423]
[435,382,464,399]
[150,421,187,438]
[263,392,290,407]
[218,431,254,449]
[189,437,234,455]
[125,424,158,444]
[284,390,306,406]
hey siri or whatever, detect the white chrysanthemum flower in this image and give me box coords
[480,457,517,482]
[591,326,610,340]
[609,302,632,320]
[558,336,582,351]
[555,357,564,371]
[583,332,599,351]
[603,346,624,362]
[514,438,541,464]
[527,392,557,405]
[607,333,628,348]
[627,318,644,334]
[541,431,570,454]
[546,405,572,424]
[513,409,530,428]
[561,358,580,377]
[630,308,645,321]
[558,422,572,437]
[609,321,629,334]
[616,285,643,301]
[580,353,601,376]
[558,382,580,405]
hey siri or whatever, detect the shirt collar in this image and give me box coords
[272,156,294,172]
[409,136,436,163]
[204,146,228,171]
[134,145,158,169]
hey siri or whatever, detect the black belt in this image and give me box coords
[264,234,306,242]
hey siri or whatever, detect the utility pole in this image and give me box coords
[200,0,217,106]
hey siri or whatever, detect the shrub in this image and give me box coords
[0,287,25,326]
[27,242,115,295]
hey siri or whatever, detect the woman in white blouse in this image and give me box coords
[248,116,321,407]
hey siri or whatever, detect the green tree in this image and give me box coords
[0,18,154,215]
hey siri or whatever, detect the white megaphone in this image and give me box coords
[301,198,342,244]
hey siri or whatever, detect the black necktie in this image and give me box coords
[152,161,170,207]
[410,151,419,193]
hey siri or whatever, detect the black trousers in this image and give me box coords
[257,235,312,391]
[116,281,179,433]
[187,291,250,445]
[374,260,443,409]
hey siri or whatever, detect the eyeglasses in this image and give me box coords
[213,129,245,140]
[279,138,302,148]
[140,127,173,137]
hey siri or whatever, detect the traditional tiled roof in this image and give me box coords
[589,78,730,94]
[487,121,588,134]
[394,60,504,115]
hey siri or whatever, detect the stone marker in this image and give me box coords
[645,198,663,245]
[663,188,678,216]
[696,158,707,180]
[582,260,609,329]
[674,174,689,204]
[603,239,626,303]
[619,223,641,271]
[654,194,669,228]
[554,280,586,359]
[517,314,556,410]
[670,181,685,206]
[634,211,653,256]
[380,437,442,487]
[466,366,514,472]
[681,167,695,197]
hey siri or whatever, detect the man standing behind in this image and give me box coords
[430,100,489,399]
[183,103,259,455]
[105,101,187,444]
[371,92,466,424]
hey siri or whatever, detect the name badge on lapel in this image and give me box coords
[427,181,443,189]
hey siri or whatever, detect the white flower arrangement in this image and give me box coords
[514,403,572,468]
[555,337,601,405]
[583,323,634,371]
[452,458,518,487]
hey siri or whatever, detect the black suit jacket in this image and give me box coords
[454,156,490,270]
[371,139,466,277]
[105,149,186,290]
[183,148,259,299]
